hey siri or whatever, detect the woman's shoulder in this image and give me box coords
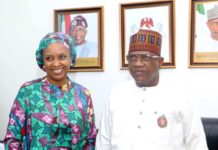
[20,78,43,89]
[70,80,90,94]
[15,78,43,98]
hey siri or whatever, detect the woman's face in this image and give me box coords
[43,42,71,86]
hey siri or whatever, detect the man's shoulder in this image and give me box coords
[108,80,135,107]
[110,80,135,94]
[85,41,97,48]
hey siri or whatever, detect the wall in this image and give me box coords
[0,0,218,140]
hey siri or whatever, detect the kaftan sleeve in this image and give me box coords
[96,97,112,150]
[182,99,208,150]
[4,87,28,150]
[83,91,97,150]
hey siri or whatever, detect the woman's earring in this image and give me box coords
[70,63,74,68]
[43,65,45,71]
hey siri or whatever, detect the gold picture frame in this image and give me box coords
[120,0,175,69]
[189,0,218,68]
[54,7,104,72]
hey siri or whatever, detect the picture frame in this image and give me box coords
[120,0,175,69]
[189,0,218,68]
[54,7,104,72]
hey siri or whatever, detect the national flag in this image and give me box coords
[196,3,205,15]
[60,14,71,34]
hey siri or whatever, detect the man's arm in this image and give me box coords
[182,99,208,150]
[96,98,112,150]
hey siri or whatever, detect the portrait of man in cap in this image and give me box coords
[195,3,218,52]
[55,9,103,71]
[119,4,175,68]
[69,15,98,58]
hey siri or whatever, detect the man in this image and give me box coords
[207,5,218,41]
[196,5,218,52]
[96,27,208,149]
[69,15,98,58]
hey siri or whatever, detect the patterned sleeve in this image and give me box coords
[83,89,97,150]
[4,87,28,150]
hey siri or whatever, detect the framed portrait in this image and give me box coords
[120,0,175,69]
[54,7,104,72]
[189,0,218,68]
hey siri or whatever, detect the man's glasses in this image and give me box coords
[126,54,161,64]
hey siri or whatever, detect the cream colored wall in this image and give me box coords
[0,0,218,140]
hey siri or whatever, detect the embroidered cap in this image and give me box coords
[70,15,88,28]
[207,5,218,21]
[128,29,162,56]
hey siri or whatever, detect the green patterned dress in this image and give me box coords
[4,77,96,150]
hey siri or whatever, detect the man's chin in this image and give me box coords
[135,80,146,87]
[135,80,158,87]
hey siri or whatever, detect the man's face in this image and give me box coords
[70,25,87,45]
[127,51,162,87]
[207,18,218,40]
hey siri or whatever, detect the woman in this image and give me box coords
[4,32,97,149]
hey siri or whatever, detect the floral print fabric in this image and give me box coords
[4,77,96,150]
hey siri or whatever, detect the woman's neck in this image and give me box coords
[46,76,69,88]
